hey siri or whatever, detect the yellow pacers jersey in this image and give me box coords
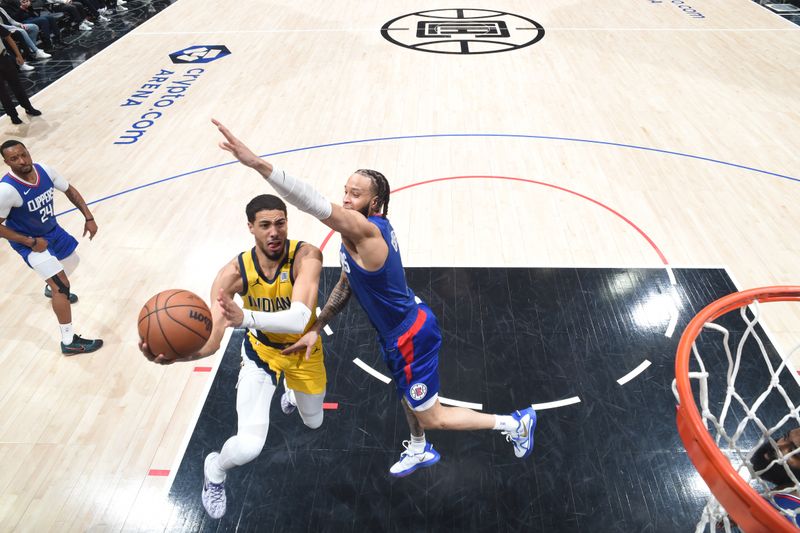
[238,240,326,394]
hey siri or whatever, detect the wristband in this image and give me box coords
[85,217,94,222]
[241,310,256,329]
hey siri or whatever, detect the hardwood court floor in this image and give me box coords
[0,1,798,531]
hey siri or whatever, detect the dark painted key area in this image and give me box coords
[166,267,791,532]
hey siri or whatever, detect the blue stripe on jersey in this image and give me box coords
[340,216,417,341]
[2,164,59,236]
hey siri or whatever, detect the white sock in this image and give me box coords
[205,452,226,484]
[409,434,426,453]
[60,323,74,344]
[493,415,518,432]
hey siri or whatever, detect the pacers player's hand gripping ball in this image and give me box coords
[138,289,213,360]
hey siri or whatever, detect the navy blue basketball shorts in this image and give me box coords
[10,224,78,278]
[381,303,442,411]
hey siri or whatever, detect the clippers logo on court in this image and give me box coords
[410,382,428,401]
[381,9,544,55]
[169,45,231,64]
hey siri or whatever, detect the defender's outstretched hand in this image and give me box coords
[212,118,272,172]
[217,288,244,328]
[281,329,319,361]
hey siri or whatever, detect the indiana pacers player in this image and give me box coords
[214,119,536,479]
[141,194,326,519]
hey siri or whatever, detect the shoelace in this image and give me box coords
[399,439,412,458]
[501,420,525,443]
[398,440,429,462]
[206,482,225,503]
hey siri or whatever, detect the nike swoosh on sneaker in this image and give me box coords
[64,346,90,353]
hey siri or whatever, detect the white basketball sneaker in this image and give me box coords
[202,452,226,519]
[280,388,297,415]
[503,406,537,458]
[389,441,441,477]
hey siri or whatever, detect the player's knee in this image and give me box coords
[417,411,445,431]
[232,433,266,464]
[299,409,323,430]
[49,274,71,296]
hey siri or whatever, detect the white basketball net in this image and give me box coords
[672,299,800,532]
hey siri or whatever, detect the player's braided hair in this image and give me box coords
[355,169,390,216]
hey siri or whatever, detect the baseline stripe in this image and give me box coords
[439,396,483,410]
[353,358,392,384]
[531,396,581,410]
[617,360,652,385]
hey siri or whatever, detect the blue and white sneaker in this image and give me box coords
[504,406,537,458]
[389,441,440,477]
[202,452,227,519]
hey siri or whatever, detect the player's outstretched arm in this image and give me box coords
[63,185,97,239]
[282,268,352,359]
[213,118,273,176]
[141,259,242,365]
[212,119,379,246]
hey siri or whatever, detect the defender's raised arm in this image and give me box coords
[212,119,380,248]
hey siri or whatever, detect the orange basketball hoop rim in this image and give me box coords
[675,286,800,533]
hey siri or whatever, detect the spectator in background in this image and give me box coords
[48,0,92,31]
[0,24,40,123]
[61,0,110,25]
[100,0,125,12]
[3,0,62,51]
[0,4,49,71]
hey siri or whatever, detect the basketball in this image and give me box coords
[138,289,213,360]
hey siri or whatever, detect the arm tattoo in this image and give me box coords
[64,187,90,218]
[316,273,351,329]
